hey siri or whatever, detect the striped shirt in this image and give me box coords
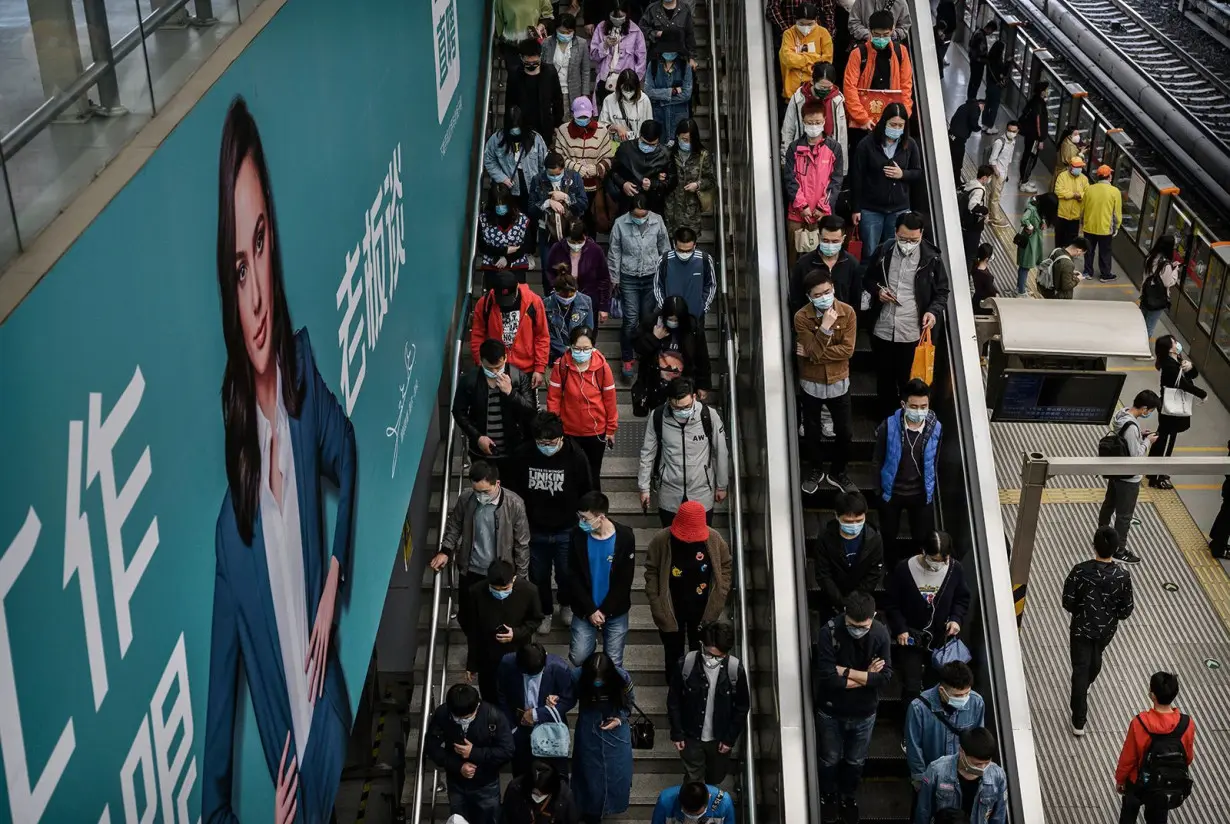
[486,386,506,450]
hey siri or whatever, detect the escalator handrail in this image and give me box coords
[410,8,496,821]
[701,2,758,819]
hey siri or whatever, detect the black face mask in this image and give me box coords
[523,62,542,74]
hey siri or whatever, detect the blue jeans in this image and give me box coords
[619,276,657,363]
[816,711,877,799]
[569,611,630,667]
[529,528,572,616]
[448,779,501,824]
[1017,265,1031,296]
[859,209,907,256]
[1142,306,1165,339]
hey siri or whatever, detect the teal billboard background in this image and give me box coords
[0,0,483,821]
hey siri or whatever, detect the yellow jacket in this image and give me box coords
[1054,171,1089,221]
[780,25,834,99]
[1082,180,1122,235]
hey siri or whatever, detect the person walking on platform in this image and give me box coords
[904,661,986,789]
[1115,672,1196,823]
[947,98,984,186]
[985,121,1017,230]
[638,377,730,525]
[979,41,1009,134]
[811,491,884,620]
[1148,334,1208,490]
[1083,164,1123,282]
[812,591,893,824]
[914,728,1009,824]
[666,621,750,785]
[1017,81,1049,193]
[873,379,942,560]
[1139,235,1181,339]
[1098,390,1161,564]
[958,166,992,264]
[843,12,914,147]
[1063,526,1135,736]
[966,21,998,100]
[779,4,834,101]
[1053,156,1088,249]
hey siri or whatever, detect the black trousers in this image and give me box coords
[949,134,968,186]
[1098,480,1140,551]
[1148,428,1179,481]
[1118,785,1171,824]
[1053,216,1081,249]
[1210,496,1230,556]
[967,61,985,100]
[801,391,853,475]
[871,334,919,419]
[457,570,487,632]
[893,642,931,709]
[1069,633,1111,728]
[660,605,706,673]
[569,434,607,488]
[879,493,935,566]
[1019,140,1041,183]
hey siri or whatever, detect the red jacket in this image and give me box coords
[546,349,618,437]
[1115,708,1196,786]
[470,284,550,375]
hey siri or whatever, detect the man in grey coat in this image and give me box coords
[1097,390,1160,565]
[847,0,911,42]
[637,377,730,527]
[432,460,532,627]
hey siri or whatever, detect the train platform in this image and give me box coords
[943,40,1230,823]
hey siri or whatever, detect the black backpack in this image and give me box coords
[1141,269,1171,312]
[650,403,716,486]
[1135,714,1193,809]
[956,186,987,232]
[1098,420,1136,480]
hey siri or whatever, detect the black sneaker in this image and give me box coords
[820,794,839,823]
[839,796,860,824]
[802,471,824,495]
[1114,548,1142,565]
[1098,274,1118,283]
[825,472,857,493]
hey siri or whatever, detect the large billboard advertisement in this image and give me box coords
[0,0,483,821]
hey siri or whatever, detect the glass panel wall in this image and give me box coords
[1042,72,1061,140]
[1198,249,1224,333]
[1182,227,1211,309]
[1139,185,1160,252]
[1111,152,1142,244]
[1215,255,1230,360]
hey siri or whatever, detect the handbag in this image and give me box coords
[530,706,572,758]
[911,329,936,384]
[794,225,820,254]
[629,701,655,749]
[931,637,972,669]
[1012,229,1029,248]
[1162,377,1194,417]
[591,186,616,233]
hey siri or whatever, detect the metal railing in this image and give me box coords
[702,1,759,819]
[409,7,496,821]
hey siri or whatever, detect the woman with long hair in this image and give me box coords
[590,0,647,109]
[478,182,533,287]
[1014,192,1058,297]
[664,117,715,235]
[970,241,997,315]
[483,105,549,210]
[849,101,921,253]
[1148,334,1207,489]
[632,294,712,413]
[547,326,619,483]
[1050,125,1085,191]
[598,67,653,143]
[571,652,635,823]
[205,95,356,824]
[1139,234,1181,339]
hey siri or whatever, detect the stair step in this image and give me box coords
[413,642,679,687]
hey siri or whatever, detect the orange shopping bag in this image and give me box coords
[911,329,935,385]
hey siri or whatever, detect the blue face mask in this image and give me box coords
[811,293,835,311]
[574,116,591,127]
[818,240,842,257]
[548,172,564,183]
[677,139,691,153]
[482,366,503,379]
[665,319,679,329]
[945,691,971,709]
[661,51,678,62]
[672,405,694,420]
[839,520,865,538]
[592,679,605,688]
[885,125,904,141]
[631,214,648,225]
[871,35,891,49]
[904,407,928,424]
[538,442,562,456]
[555,292,576,304]
[494,204,509,216]
[489,586,512,600]
[572,347,594,363]
[578,518,595,533]
[558,31,574,43]
[509,127,521,137]
[1070,167,1082,176]
[638,140,656,154]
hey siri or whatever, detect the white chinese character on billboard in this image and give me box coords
[432,0,460,123]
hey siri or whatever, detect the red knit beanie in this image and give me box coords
[670,500,710,543]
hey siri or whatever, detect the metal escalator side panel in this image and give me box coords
[904,1,1045,820]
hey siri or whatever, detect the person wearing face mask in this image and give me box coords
[914,728,1009,824]
[984,120,1017,230]
[496,0,554,73]
[642,0,699,63]
[507,411,594,632]
[1052,155,1088,249]
[609,194,672,377]
[502,760,582,824]
[667,621,750,785]
[766,0,837,40]
[965,21,999,101]
[1082,164,1123,282]
[646,501,733,673]
[654,226,718,321]
[426,683,515,824]
[548,220,613,323]
[862,213,949,416]
[567,492,637,667]
[485,106,550,212]
[811,491,884,619]
[1062,527,1135,737]
[638,377,730,525]
[1016,82,1050,194]
[1139,234,1181,339]
[795,269,858,494]
[790,214,858,311]
[634,295,712,413]
[652,780,736,824]
[812,591,893,823]
[885,531,970,713]
[843,11,914,141]
[1148,333,1206,490]
[590,1,647,108]
[1014,191,1059,297]
[1099,390,1162,564]
[571,651,635,823]
[873,380,942,566]
[478,183,535,287]
[664,119,715,235]
[779,4,833,100]
[548,326,619,481]
[454,338,538,465]
[946,98,983,188]
[464,560,544,703]
[608,118,674,214]
[1050,126,1086,191]
[599,68,654,143]
[543,15,594,118]
[470,269,551,388]
[1039,236,1088,301]
[509,39,566,145]
[434,462,533,633]
[530,153,589,290]
[782,62,848,172]
[904,662,986,790]
[848,0,910,42]
[554,97,617,230]
[544,269,596,364]
[849,104,921,254]
[784,100,845,272]
[957,165,992,266]
[644,31,694,140]
[497,645,579,779]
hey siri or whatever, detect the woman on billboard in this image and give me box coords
[204,96,357,824]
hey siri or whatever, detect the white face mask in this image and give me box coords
[797,22,814,35]
[803,123,825,139]
[621,90,636,100]
[531,791,550,804]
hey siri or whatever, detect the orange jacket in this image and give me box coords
[547,349,619,437]
[843,40,914,128]
[470,284,550,375]
[1114,708,1196,786]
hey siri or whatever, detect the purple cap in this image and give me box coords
[571,97,595,117]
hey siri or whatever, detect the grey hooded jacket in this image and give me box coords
[637,400,730,511]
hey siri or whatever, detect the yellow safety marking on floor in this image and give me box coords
[999,486,1230,632]
[1173,446,1228,453]
[1174,483,1224,490]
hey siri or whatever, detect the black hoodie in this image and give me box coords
[812,520,885,618]
[1062,558,1135,640]
[505,440,595,532]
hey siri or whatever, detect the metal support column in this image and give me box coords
[1009,453,1050,625]
[81,0,127,116]
[25,0,92,121]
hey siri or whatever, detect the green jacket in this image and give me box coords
[1016,202,1045,269]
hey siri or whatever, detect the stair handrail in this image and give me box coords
[703,2,759,821]
[409,7,496,822]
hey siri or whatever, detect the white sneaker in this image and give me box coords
[558,606,573,627]
[1020,181,1039,193]
[1071,724,1086,737]
[982,126,999,135]
[537,616,553,636]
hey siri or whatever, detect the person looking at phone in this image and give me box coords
[463,559,544,702]
[496,643,578,777]
[425,682,515,824]
[571,652,636,823]
[1098,390,1161,564]
[454,339,538,466]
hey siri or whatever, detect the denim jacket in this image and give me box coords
[905,687,987,780]
[482,131,549,196]
[544,291,595,361]
[915,754,1008,824]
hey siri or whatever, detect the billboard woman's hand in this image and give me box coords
[306,556,341,701]
[275,731,298,824]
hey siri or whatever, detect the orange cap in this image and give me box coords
[1069,157,1085,167]
[1097,164,1113,177]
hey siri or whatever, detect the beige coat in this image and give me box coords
[644,528,732,633]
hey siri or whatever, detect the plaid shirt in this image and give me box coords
[766,0,836,34]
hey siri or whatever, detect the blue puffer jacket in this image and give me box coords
[874,409,941,503]
[905,686,987,781]
[914,753,1008,824]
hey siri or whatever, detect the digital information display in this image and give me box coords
[991,369,1127,425]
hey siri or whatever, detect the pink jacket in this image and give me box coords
[784,138,843,223]
[589,22,647,102]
